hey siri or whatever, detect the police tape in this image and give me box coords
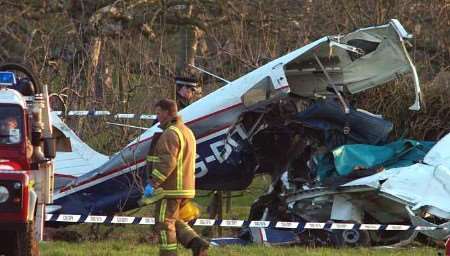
[52,110,156,120]
[45,214,447,231]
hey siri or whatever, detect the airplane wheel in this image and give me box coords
[332,228,371,247]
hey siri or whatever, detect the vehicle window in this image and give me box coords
[0,106,23,145]
[241,76,275,107]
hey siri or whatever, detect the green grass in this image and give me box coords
[53,175,271,242]
[42,176,444,255]
[40,241,439,256]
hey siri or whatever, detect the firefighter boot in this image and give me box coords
[189,237,209,256]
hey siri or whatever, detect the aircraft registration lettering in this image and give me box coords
[195,124,248,178]
[45,214,52,221]
[210,140,231,163]
[195,154,208,178]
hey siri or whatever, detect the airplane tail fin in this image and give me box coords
[52,112,109,187]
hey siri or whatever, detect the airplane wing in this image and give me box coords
[52,112,109,187]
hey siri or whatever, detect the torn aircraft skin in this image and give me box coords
[49,19,450,246]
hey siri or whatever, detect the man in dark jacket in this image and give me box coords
[175,77,198,110]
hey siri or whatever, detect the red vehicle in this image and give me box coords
[0,63,55,256]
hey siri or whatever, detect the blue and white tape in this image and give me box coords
[45,214,446,231]
[52,110,156,120]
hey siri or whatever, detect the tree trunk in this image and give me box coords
[85,37,102,107]
[175,4,204,76]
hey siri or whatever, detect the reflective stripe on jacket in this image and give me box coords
[147,116,196,198]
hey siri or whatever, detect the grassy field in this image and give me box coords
[41,176,444,255]
[47,175,271,242]
[40,241,439,256]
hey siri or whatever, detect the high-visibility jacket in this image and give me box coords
[147,116,196,198]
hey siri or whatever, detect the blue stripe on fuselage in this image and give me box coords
[53,127,256,216]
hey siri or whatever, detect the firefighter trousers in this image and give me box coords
[154,198,199,256]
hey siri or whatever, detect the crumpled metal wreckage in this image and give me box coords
[49,19,450,247]
[209,22,450,247]
[211,101,450,247]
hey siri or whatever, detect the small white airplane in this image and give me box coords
[48,19,450,245]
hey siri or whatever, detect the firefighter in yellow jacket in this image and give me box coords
[146,99,209,256]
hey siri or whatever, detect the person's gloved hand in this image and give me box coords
[139,185,163,206]
[143,183,154,197]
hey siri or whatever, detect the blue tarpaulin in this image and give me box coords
[317,139,435,181]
